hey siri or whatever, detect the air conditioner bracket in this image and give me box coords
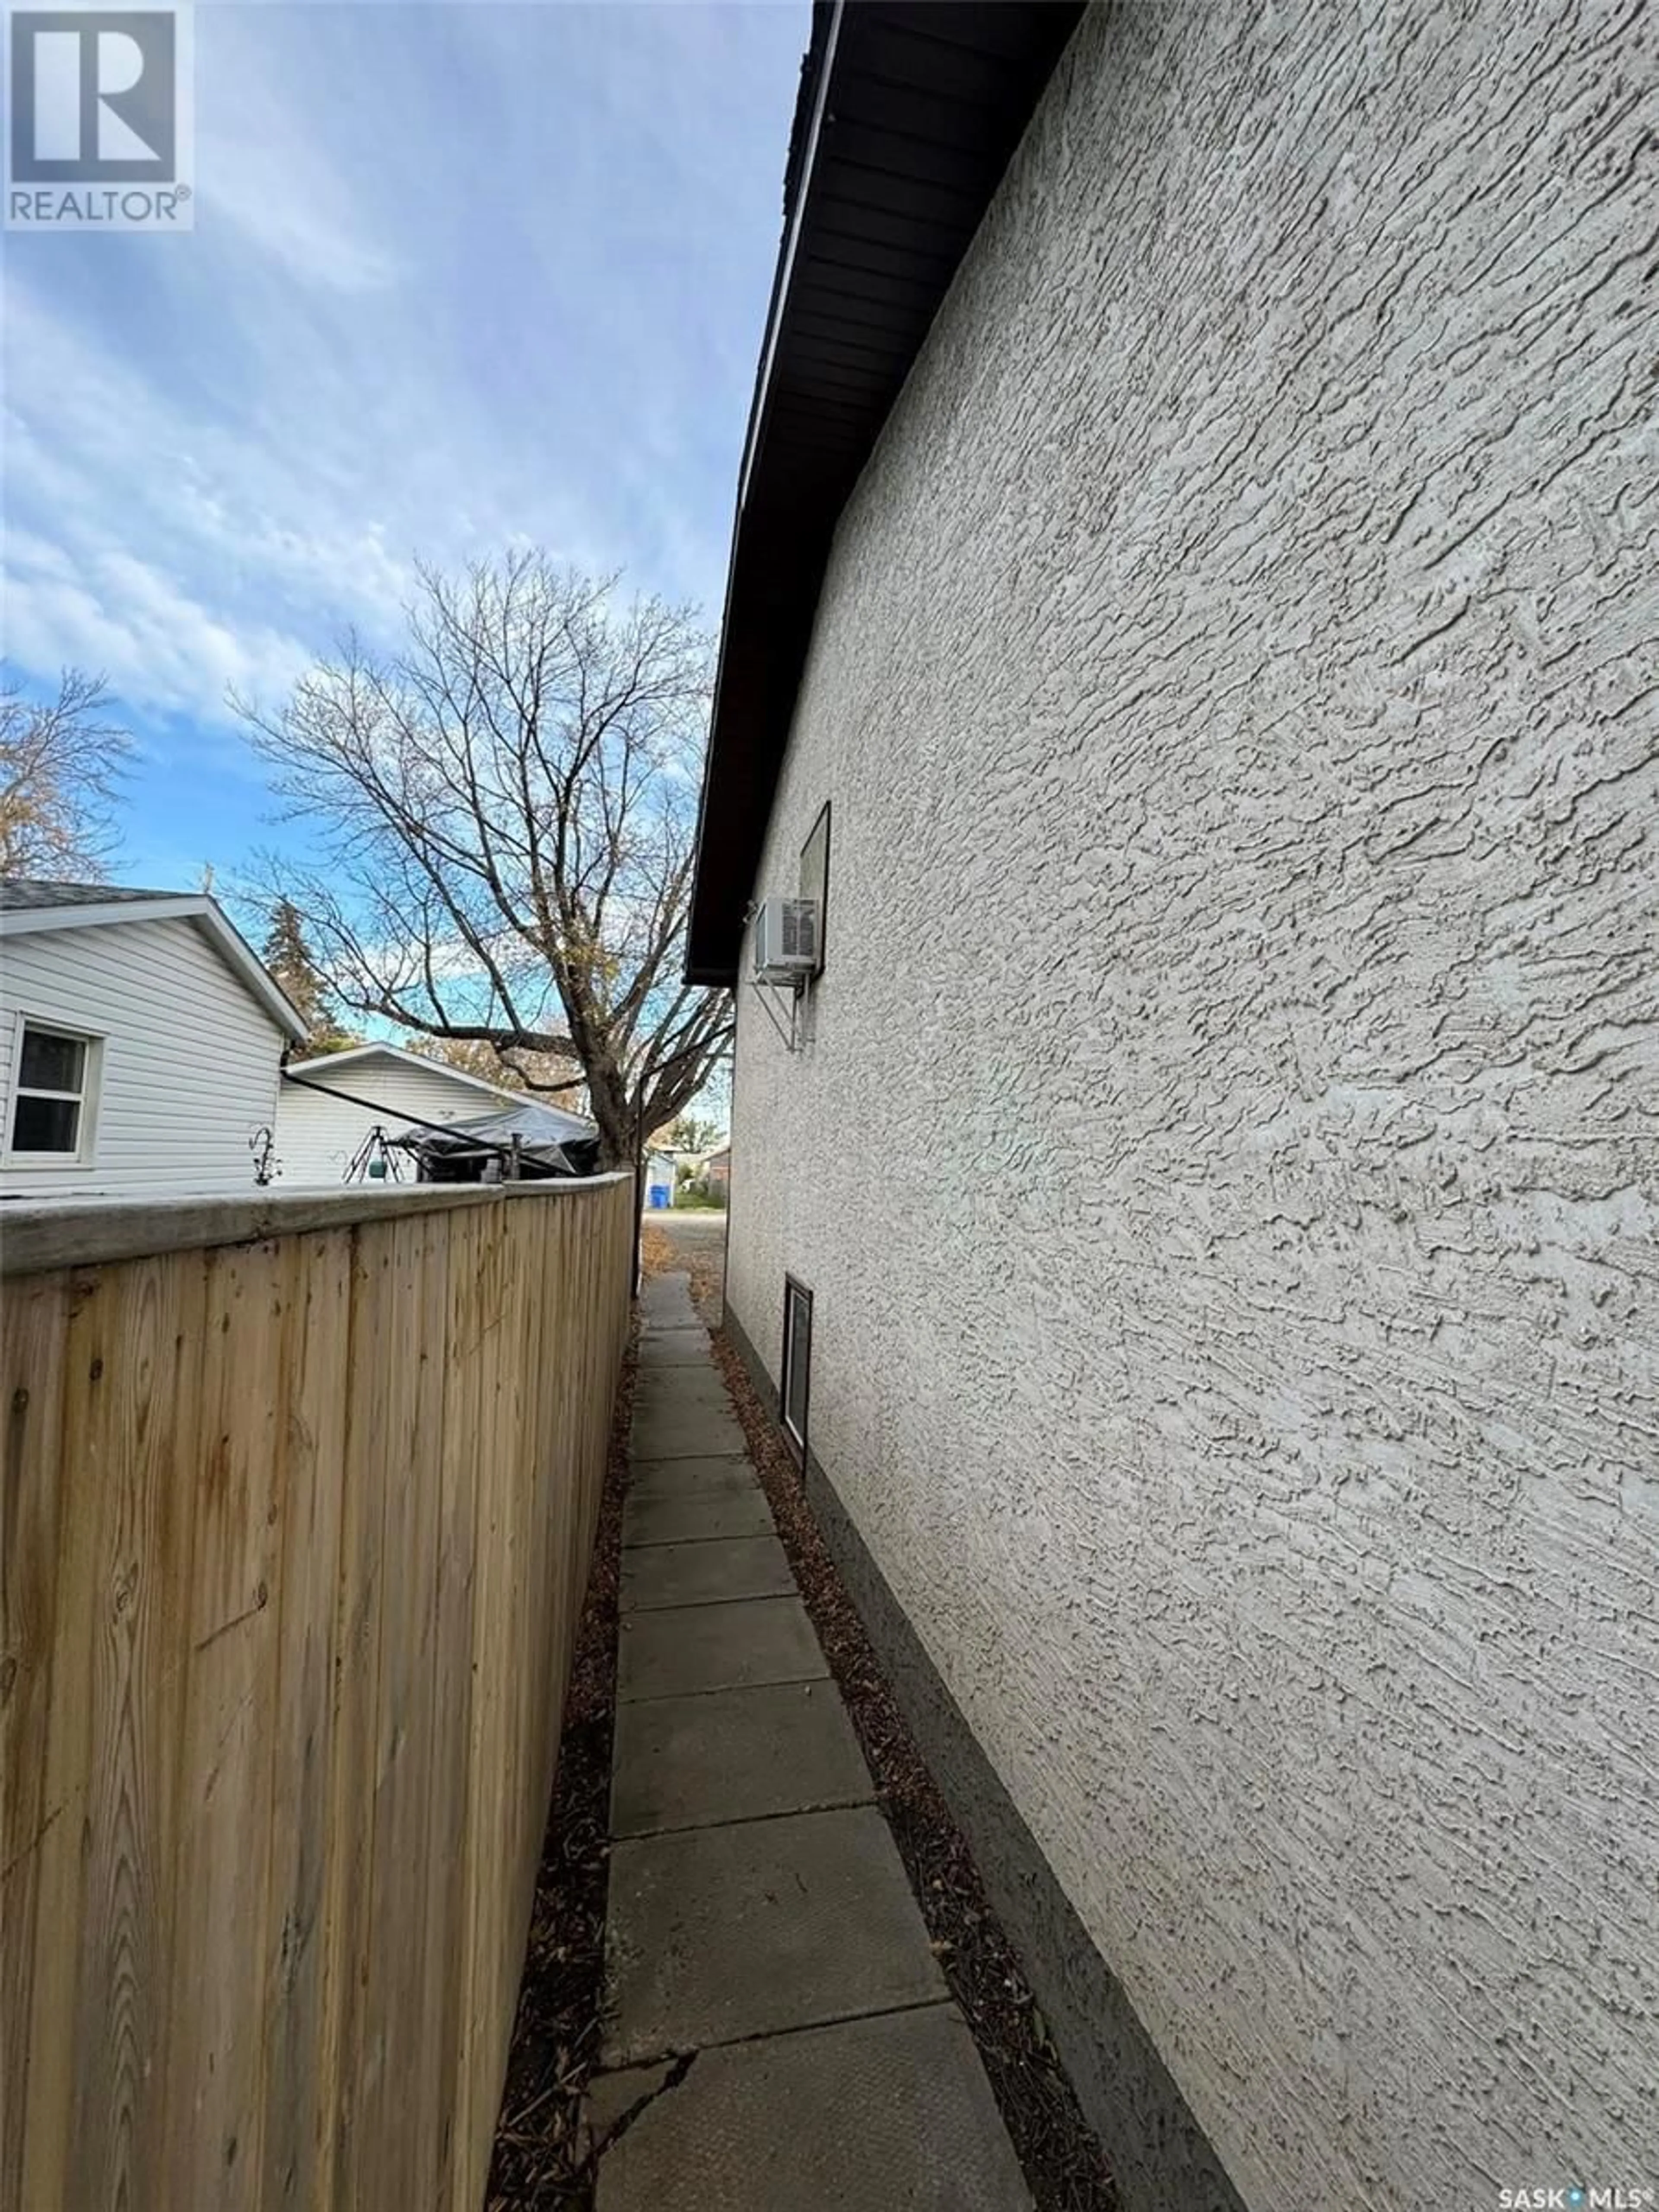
[747,974,807,1054]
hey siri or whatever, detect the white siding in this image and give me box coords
[726,7,1657,2212]
[0,915,287,1197]
[274,1052,514,1186]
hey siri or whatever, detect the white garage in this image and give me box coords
[276,1042,538,1185]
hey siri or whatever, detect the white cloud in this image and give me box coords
[0,0,807,799]
[194,10,406,295]
[3,534,311,714]
[1,286,395,721]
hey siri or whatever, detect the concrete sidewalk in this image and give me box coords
[586,1267,1032,2210]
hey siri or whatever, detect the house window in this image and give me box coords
[798,802,830,979]
[780,1275,813,1457]
[9,1024,96,1157]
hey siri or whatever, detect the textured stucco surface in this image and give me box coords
[722,1306,1248,2212]
[724,4,1659,2207]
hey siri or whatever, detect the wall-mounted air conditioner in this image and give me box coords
[753,897,818,984]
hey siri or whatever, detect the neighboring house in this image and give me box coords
[668,1144,730,1205]
[687,11,1656,2212]
[0,879,306,1198]
[274,1042,547,1185]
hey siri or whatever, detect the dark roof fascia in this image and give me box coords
[685,0,1084,985]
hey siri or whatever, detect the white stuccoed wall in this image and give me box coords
[726,3,1659,2206]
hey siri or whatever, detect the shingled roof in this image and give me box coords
[0,878,179,912]
[0,878,308,1041]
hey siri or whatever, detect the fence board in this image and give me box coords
[70,1255,203,2210]
[1,1177,632,2212]
[163,1243,289,2209]
[258,1229,352,2212]
[428,1206,486,2210]
[2,1271,74,2212]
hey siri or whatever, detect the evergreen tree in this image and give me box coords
[262,898,355,1055]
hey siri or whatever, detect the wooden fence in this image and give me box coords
[1,1175,634,2212]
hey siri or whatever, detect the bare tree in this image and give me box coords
[238,556,732,1168]
[0,668,133,878]
[410,1033,587,1103]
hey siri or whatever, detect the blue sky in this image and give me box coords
[3,0,805,888]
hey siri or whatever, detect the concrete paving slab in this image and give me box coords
[640,1309,699,1338]
[632,1367,733,1416]
[627,1454,755,1501]
[635,1336,718,1368]
[603,1807,946,2064]
[635,1330,712,1367]
[640,1280,697,1325]
[623,1485,772,1548]
[598,1292,1030,2209]
[630,1405,748,1460]
[640,1312,699,1339]
[611,1680,872,1837]
[592,2005,1033,2211]
[621,1535,793,1612]
[584,2058,678,2149]
[617,1598,829,1702]
[639,1314,699,1343]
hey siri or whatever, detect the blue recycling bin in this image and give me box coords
[648,1183,671,1209]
